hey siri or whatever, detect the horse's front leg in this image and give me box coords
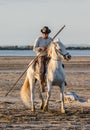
[38,86,44,110]
[30,80,35,112]
[43,81,52,111]
[60,83,65,113]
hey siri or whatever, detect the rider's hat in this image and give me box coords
[41,26,51,34]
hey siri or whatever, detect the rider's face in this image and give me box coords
[42,33,49,39]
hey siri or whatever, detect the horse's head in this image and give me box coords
[47,38,71,61]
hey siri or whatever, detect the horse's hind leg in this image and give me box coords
[29,79,35,112]
[60,83,65,113]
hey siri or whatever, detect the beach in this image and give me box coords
[0,56,90,130]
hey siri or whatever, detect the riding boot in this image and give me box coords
[38,56,46,92]
[39,73,45,92]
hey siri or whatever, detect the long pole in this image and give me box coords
[5,25,65,97]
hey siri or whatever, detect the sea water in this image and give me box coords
[0,50,90,56]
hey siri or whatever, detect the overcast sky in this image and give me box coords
[0,0,90,46]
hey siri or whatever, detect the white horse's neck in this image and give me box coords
[50,48,63,69]
[51,47,62,63]
[50,58,62,69]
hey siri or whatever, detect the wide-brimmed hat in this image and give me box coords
[41,26,51,34]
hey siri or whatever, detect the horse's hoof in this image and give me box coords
[40,105,43,110]
[40,100,44,110]
[61,109,65,114]
[43,105,48,111]
[31,106,35,112]
[40,103,44,110]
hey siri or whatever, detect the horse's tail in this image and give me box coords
[20,76,30,107]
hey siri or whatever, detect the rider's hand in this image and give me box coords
[40,47,47,51]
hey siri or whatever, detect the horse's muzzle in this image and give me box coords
[64,53,71,60]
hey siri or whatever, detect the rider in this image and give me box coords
[33,26,52,92]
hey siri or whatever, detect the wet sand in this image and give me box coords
[0,56,90,130]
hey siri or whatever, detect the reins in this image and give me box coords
[56,48,70,60]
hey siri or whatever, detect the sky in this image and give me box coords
[0,0,90,47]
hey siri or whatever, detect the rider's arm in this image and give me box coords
[33,37,41,53]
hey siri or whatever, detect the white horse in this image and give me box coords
[20,39,71,113]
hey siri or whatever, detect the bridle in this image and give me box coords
[55,47,70,61]
[49,42,71,61]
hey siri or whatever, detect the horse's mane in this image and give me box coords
[47,42,54,57]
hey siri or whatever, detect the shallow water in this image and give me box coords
[0,49,90,56]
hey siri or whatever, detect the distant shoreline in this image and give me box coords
[0,46,90,50]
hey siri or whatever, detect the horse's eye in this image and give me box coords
[59,48,62,52]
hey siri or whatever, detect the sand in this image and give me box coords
[0,56,90,130]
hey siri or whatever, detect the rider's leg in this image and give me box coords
[38,56,45,92]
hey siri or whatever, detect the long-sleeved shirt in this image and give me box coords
[33,36,52,56]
